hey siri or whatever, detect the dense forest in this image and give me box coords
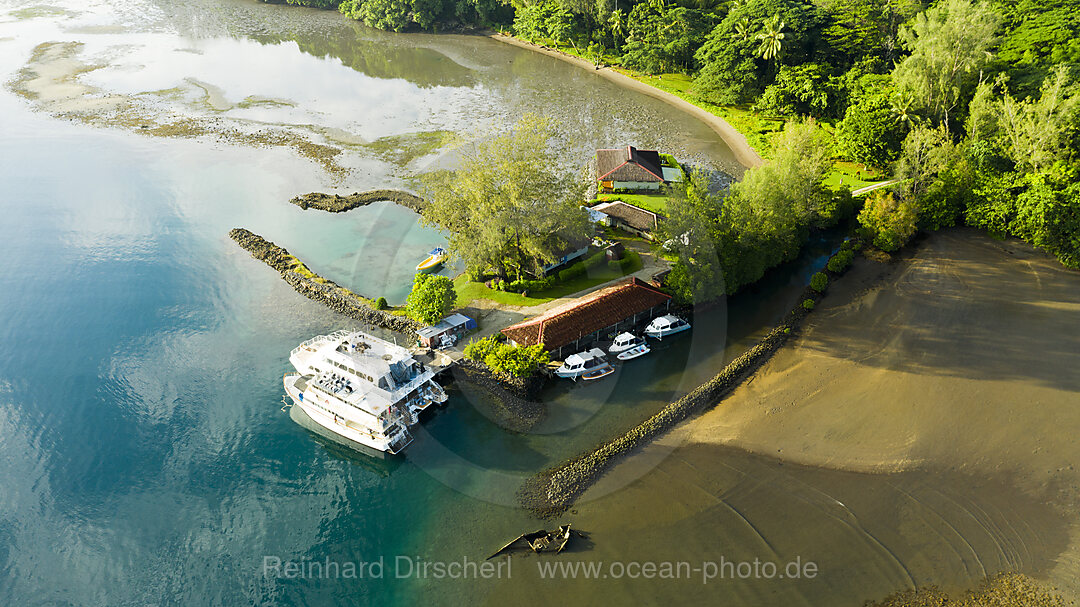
[266,0,1080,296]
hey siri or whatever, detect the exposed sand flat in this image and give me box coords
[478,229,1080,606]
[692,229,1080,496]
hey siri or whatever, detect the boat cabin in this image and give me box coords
[611,332,640,350]
[560,348,607,372]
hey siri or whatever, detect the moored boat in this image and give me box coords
[644,314,691,340]
[608,332,645,354]
[284,330,447,456]
[554,348,609,379]
[581,363,615,381]
[616,343,650,361]
[416,247,448,272]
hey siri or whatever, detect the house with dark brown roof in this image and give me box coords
[591,201,660,239]
[596,146,666,192]
[501,277,672,358]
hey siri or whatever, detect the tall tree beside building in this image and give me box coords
[419,114,590,281]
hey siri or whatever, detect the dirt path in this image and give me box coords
[489,34,765,170]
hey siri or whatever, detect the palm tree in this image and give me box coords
[608,9,626,46]
[733,16,752,42]
[891,91,917,126]
[755,14,786,61]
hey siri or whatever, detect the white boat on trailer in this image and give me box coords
[608,332,645,354]
[644,314,691,340]
[283,330,448,456]
[554,348,609,379]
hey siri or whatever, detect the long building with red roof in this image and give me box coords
[501,277,672,358]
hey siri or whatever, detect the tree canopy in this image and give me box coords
[419,114,591,281]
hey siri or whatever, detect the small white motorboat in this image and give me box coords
[581,363,615,381]
[554,348,608,379]
[616,343,650,361]
[608,332,645,354]
[644,314,691,340]
[416,247,448,272]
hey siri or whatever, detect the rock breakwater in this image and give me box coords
[229,227,422,334]
[290,190,425,213]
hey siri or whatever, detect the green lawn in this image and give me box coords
[452,253,645,309]
[823,161,886,191]
[596,192,669,215]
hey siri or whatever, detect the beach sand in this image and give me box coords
[477,228,1080,605]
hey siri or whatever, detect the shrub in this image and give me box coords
[802,298,816,310]
[827,249,855,273]
[373,296,388,310]
[405,273,456,324]
[858,190,917,252]
[464,335,500,362]
[810,272,828,293]
[558,261,586,282]
[507,277,554,293]
[583,250,607,270]
[483,343,550,377]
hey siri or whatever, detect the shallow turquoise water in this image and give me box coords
[0,2,883,605]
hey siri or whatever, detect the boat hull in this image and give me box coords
[645,324,691,340]
[416,255,446,272]
[616,344,650,361]
[284,375,410,456]
[581,364,615,381]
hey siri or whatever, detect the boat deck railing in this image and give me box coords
[290,330,352,358]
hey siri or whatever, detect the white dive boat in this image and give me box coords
[283,330,448,455]
[608,332,645,354]
[644,314,691,340]
[616,343,651,361]
[554,348,609,379]
[416,247,448,272]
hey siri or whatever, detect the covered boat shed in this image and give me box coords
[501,277,672,359]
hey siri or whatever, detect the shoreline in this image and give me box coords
[517,242,855,517]
[489,33,766,170]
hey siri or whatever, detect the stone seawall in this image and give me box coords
[517,242,860,518]
[290,190,425,213]
[229,227,422,334]
[451,358,547,432]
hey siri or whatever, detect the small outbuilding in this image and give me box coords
[416,313,477,349]
[591,201,661,240]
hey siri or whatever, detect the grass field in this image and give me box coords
[453,252,644,308]
[823,161,886,191]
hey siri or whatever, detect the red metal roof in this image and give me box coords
[501,277,671,350]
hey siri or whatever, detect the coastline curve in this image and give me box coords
[489,33,766,171]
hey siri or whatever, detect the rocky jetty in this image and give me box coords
[229,228,421,334]
[289,190,425,213]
